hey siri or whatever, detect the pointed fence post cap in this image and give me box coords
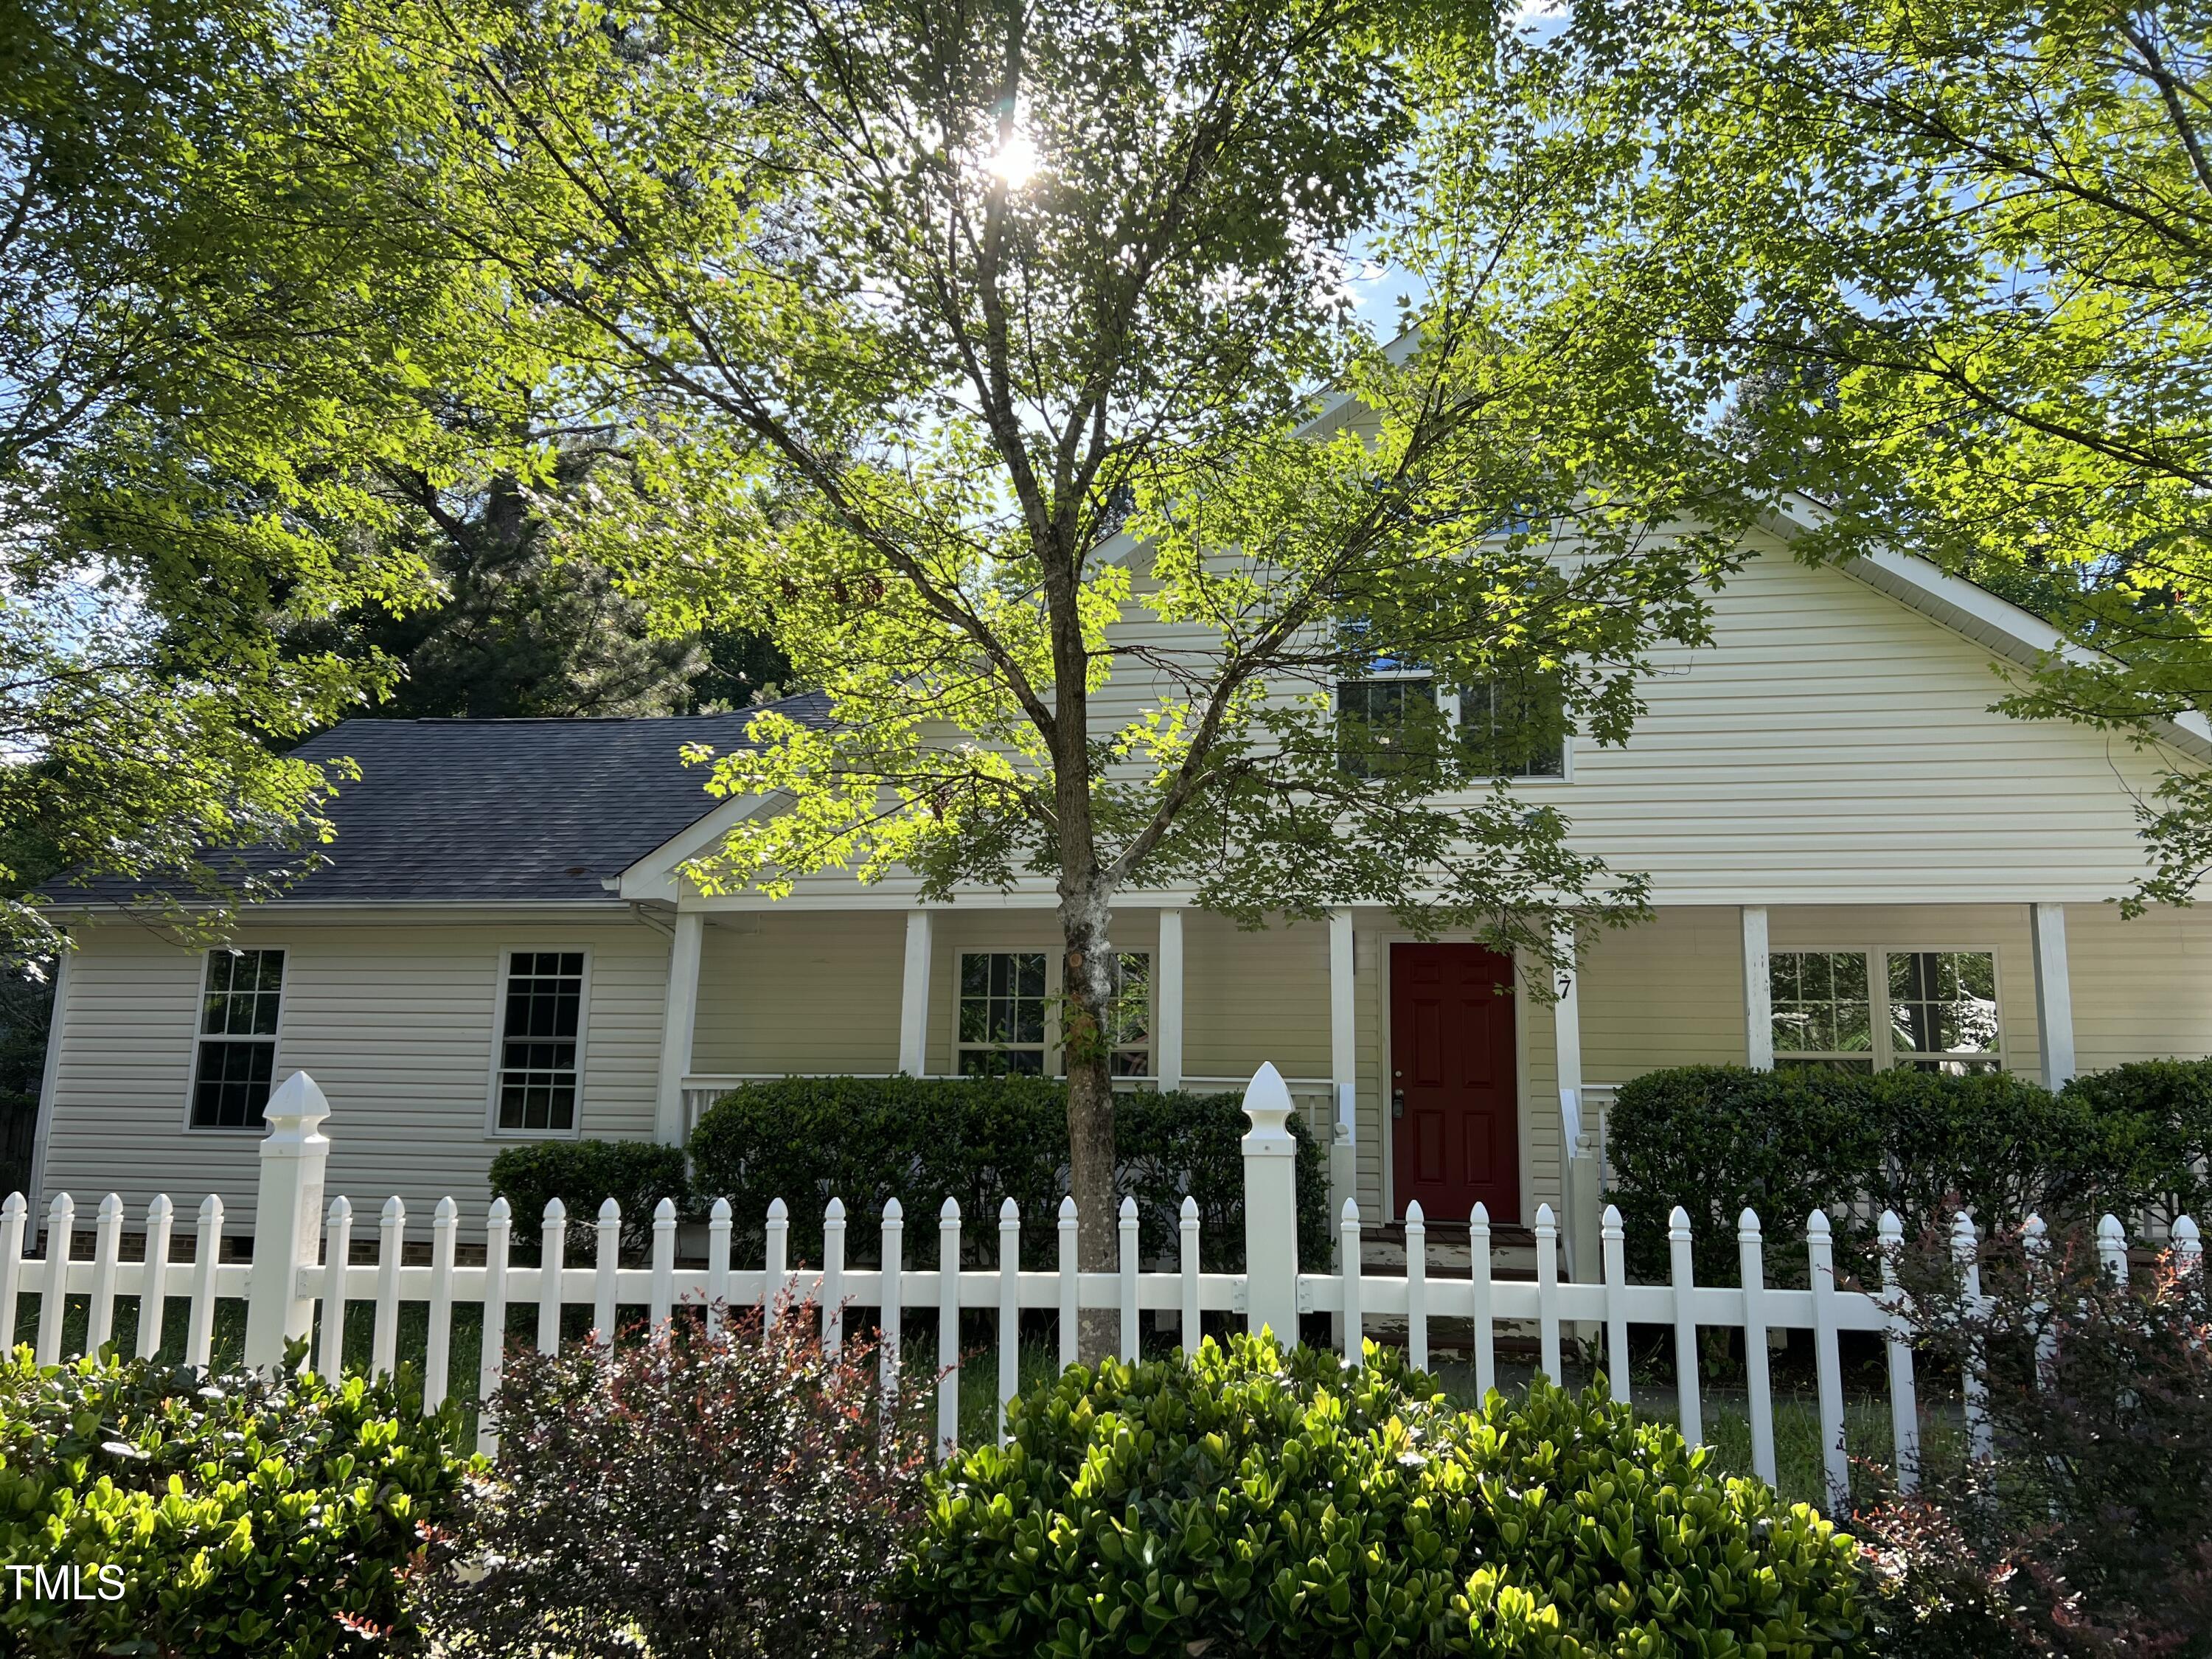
[262,1070,330,1135]
[825,1197,846,1222]
[879,1196,899,1222]
[47,1192,70,1221]
[1877,1208,1902,1240]
[1806,1208,1832,1239]
[1470,1200,1489,1226]
[1602,1203,1624,1234]
[597,1197,621,1222]
[435,1195,459,1223]
[148,1193,174,1222]
[1181,1194,1199,1220]
[1737,1206,1762,1237]
[1119,1195,1138,1221]
[1,1192,21,1219]
[655,1197,678,1222]
[999,1197,1018,1222]
[1534,1202,1556,1233]
[939,1196,959,1221]
[712,1196,733,1221]
[487,1195,511,1223]
[381,1194,405,1222]
[1240,1062,1295,1141]
[327,1194,351,1221]
[2177,1214,2201,1246]
[1058,1195,1077,1222]
[98,1193,122,1221]
[543,1196,566,1222]
[1340,1197,1360,1225]
[1668,1205,1693,1234]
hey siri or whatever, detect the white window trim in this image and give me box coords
[181,945,291,1135]
[1770,947,2008,1073]
[484,945,594,1140]
[1335,669,1576,785]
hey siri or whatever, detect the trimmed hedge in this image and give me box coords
[687,1074,1329,1269]
[0,1344,473,1655]
[894,1332,1868,1658]
[488,1138,692,1259]
[1605,1060,2212,1281]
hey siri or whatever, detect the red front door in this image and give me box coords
[1390,943,1520,1221]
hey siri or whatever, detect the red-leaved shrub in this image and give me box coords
[1860,1225,2212,1657]
[414,1301,929,1659]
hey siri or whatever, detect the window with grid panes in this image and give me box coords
[495,951,585,1131]
[191,949,285,1128]
[1107,951,1151,1077]
[957,951,1047,1074]
[1458,675,1568,779]
[1770,948,2001,1073]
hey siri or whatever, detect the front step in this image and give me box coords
[1356,1220,1540,1281]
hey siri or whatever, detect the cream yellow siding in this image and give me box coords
[692,909,903,1076]
[2065,902,2212,1073]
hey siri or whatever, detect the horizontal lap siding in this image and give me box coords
[692,911,902,1076]
[2067,903,2212,1072]
[1559,551,2178,902]
[41,919,670,1236]
[1180,912,1329,1085]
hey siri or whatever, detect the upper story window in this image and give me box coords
[495,951,585,1133]
[1458,676,1568,779]
[192,948,285,1129]
[1771,949,2000,1074]
[959,950,1047,1075]
[1336,677,1439,779]
[1337,671,1568,781]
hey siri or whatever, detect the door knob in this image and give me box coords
[1391,1089,1405,1119]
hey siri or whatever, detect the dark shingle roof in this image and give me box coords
[70,693,827,905]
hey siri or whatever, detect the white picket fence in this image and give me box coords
[4,1064,2200,1515]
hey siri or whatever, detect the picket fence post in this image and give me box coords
[1240,1062,1301,1343]
[243,1071,333,1372]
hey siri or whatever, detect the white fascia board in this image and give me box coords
[1763,496,2212,761]
[615,791,776,901]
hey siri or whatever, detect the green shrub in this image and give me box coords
[894,1332,1867,1658]
[2061,1057,2212,1225]
[0,1343,473,1656]
[686,1074,1328,1268]
[488,1137,692,1259]
[1605,1063,2140,1281]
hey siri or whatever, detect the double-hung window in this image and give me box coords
[1770,949,2001,1074]
[192,949,285,1129]
[958,951,1048,1075]
[1337,669,1568,781]
[495,951,585,1133]
[1458,675,1568,779]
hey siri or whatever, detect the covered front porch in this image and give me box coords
[647,897,2100,1274]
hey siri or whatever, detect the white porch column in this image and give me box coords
[1155,908,1185,1092]
[1551,923,1589,1276]
[898,909,933,1076]
[653,911,705,1144]
[1742,905,1773,1070]
[1328,909,1356,1131]
[1327,910,1357,1256]
[2031,902,2076,1086]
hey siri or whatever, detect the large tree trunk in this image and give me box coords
[1060,878,1119,1361]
